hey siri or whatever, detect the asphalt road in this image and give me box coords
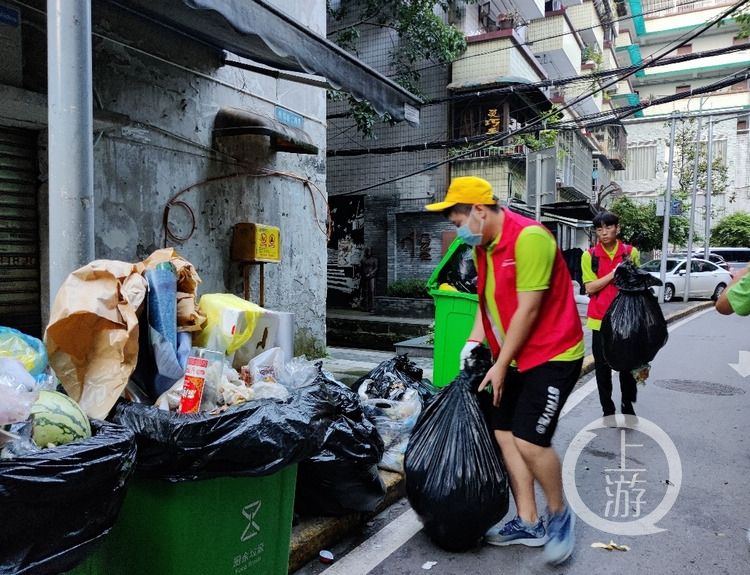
[299,306,750,575]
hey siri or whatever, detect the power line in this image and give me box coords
[335,0,750,196]
[327,67,750,157]
[329,42,750,154]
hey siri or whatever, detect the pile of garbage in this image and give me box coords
[1,248,440,572]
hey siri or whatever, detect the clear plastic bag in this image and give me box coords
[359,386,422,474]
[0,357,39,425]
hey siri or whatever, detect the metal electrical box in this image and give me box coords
[231,223,281,263]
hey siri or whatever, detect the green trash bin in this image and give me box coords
[66,466,296,575]
[427,238,479,387]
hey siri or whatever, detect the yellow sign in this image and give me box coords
[231,223,281,263]
[485,108,500,135]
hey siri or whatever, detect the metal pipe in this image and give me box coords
[658,113,677,303]
[684,114,703,302]
[534,153,543,222]
[47,0,95,301]
[703,116,714,259]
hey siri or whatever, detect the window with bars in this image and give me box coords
[624,145,657,180]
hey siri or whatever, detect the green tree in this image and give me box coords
[673,118,731,208]
[711,212,750,246]
[610,196,689,252]
[327,0,473,136]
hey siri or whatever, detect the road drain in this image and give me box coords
[652,379,745,396]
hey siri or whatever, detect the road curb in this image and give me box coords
[289,300,714,572]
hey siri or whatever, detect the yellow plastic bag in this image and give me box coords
[0,327,47,376]
[193,294,265,354]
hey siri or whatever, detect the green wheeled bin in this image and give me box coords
[67,466,296,575]
[427,237,479,387]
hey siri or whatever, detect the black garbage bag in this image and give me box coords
[295,368,386,516]
[404,346,509,551]
[445,242,478,293]
[352,354,437,406]
[0,420,136,575]
[110,385,336,482]
[601,259,669,372]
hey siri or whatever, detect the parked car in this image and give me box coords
[640,257,733,302]
[704,247,750,273]
[670,251,731,274]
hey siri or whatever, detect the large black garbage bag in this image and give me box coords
[353,354,437,407]
[601,260,669,372]
[0,420,136,575]
[446,242,478,293]
[404,347,509,551]
[110,385,335,482]
[295,368,386,516]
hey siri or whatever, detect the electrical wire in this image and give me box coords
[328,42,750,153]
[163,169,331,247]
[335,0,750,196]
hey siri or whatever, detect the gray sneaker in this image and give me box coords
[485,516,548,547]
[543,506,576,564]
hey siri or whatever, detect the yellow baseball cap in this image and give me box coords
[425,176,495,211]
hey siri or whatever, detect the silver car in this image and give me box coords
[640,257,733,302]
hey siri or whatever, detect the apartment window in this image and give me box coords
[738,118,749,135]
[675,84,691,94]
[624,145,657,180]
[676,44,692,55]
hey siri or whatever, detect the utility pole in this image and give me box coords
[535,153,543,222]
[684,114,703,302]
[658,113,678,303]
[703,115,714,259]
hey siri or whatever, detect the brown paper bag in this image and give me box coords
[136,248,206,332]
[45,260,147,419]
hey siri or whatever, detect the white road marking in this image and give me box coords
[319,509,423,575]
[321,307,711,574]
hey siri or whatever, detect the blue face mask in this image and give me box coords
[457,210,484,246]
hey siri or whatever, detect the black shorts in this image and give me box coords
[490,359,583,447]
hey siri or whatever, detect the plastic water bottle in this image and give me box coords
[145,262,178,354]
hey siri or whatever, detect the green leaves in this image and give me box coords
[711,212,750,246]
[610,196,689,252]
[327,1,471,137]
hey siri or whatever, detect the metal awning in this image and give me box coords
[214,107,318,154]
[108,0,422,124]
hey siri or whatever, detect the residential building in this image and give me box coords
[0,0,419,353]
[327,0,627,306]
[615,0,750,235]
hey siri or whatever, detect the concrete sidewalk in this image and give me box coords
[289,299,713,573]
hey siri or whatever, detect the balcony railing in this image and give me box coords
[452,143,527,162]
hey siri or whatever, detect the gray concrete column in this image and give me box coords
[47,0,94,302]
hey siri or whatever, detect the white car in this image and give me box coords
[640,257,732,302]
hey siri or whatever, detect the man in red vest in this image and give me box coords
[426,176,583,565]
[581,211,640,416]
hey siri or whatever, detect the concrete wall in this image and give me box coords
[8,0,329,355]
[617,116,750,232]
